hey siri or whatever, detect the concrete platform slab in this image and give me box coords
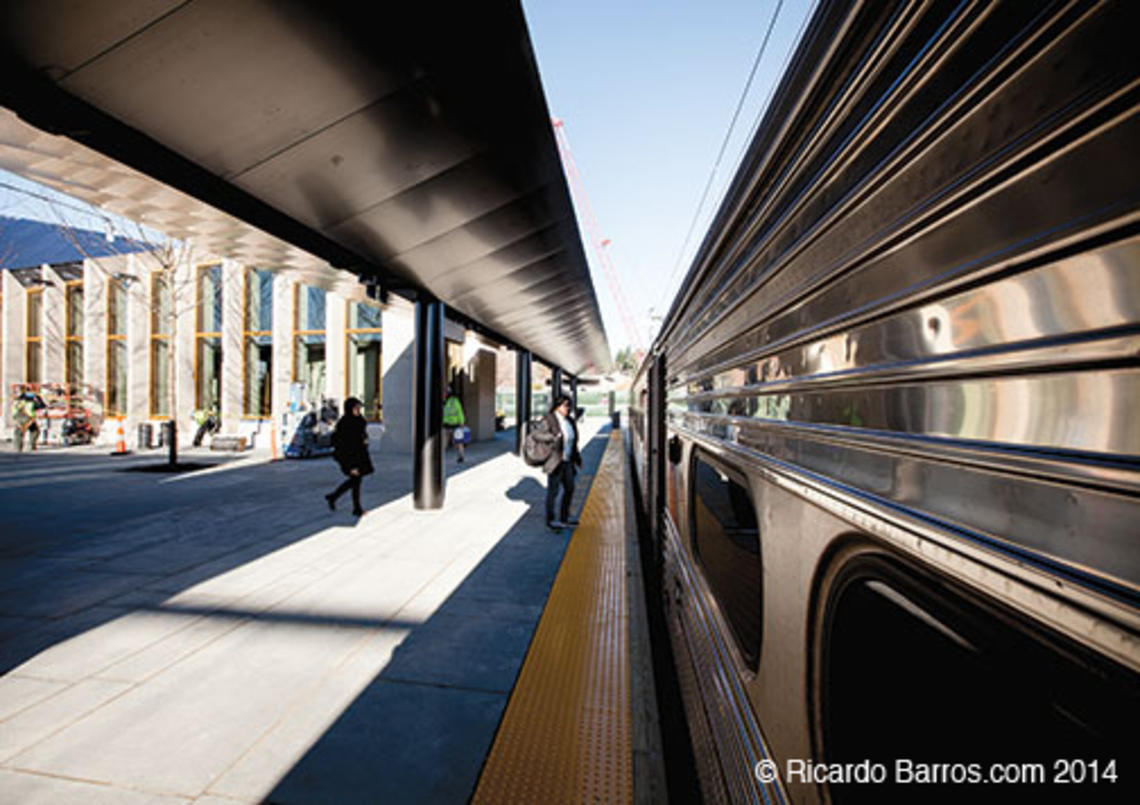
[0,423,612,802]
[206,628,410,802]
[0,567,162,620]
[0,675,68,721]
[0,769,188,804]
[262,680,506,805]
[11,609,205,682]
[0,678,132,762]
[8,617,379,795]
[381,610,537,693]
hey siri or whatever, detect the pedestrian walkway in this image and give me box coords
[474,429,632,803]
[0,420,610,803]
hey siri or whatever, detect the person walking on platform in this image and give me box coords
[538,394,581,531]
[325,396,373,516]
[443,387,467,463]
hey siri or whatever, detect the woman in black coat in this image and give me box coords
[325,397,373,516]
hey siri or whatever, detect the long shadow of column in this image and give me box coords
[262,425,614,804]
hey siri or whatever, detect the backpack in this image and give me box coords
[523,418,554,467]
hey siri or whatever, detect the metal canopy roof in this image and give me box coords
[0,0,609,374]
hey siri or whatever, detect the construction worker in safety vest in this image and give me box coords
[192,406,220,447]
[442,387,467,463]
[10,392,38,452]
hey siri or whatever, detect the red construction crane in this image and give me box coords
[552,118,644,350]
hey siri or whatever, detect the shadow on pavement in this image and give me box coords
[264,425,613,804]
[0,428,514,676]
[0,420,616,803]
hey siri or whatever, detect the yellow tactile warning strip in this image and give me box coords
[473,431,632,804]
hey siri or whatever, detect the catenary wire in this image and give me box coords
[652,0,786,326]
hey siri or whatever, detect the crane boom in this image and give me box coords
[552,118,644,350]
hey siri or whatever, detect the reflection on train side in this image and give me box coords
[631,1,1140,802]
[677,237,1140,390]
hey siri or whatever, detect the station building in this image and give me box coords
[1,216,502,452]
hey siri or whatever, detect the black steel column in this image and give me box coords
[515,349,532,455]
[551,367,563,401]
[413,296,445,510]
[570,376,578,417]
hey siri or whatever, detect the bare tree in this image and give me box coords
[133,230,195,467]
[2,182,229,466]
[50,213,201,467]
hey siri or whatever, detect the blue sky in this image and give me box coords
[0,168,169,248]
[522,0,815,351]
[0,169,124,233]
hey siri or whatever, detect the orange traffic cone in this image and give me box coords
[110,417,130,456]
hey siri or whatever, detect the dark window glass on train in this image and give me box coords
[821,555,1137,803]
[691,456,761,669]
[666,461,679,528]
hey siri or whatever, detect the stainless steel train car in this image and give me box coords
[630,1,1140,801]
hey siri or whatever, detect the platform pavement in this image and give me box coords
[0,418,611,803]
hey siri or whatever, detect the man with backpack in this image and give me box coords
[529,394,581,531]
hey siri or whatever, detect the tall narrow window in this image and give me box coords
[150,272,172,418]
[691,453,762,669]
[243,268,273,417]
[65,280,84,391]
[346,300,382,420]
[26,286,42,383]
[195,265,222,412]
[107,278,127,416]
[293,284,326,401]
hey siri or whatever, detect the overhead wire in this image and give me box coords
[652,0,786,325]
[0,177,168,251]
[0,178,113,224]
[732,0,816,171]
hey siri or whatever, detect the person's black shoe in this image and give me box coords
[457,455,464,463]
[547,520,562,532]
[352,507,365,517]
[325,493,336,511]
[564,518,579,527]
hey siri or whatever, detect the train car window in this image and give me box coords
[666,458,679,528]
[820,554,1137,802]
[690,454,761,669]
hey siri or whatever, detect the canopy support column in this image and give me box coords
[551,367,563,401]
[515,350,532,455]
[413,297,445,510]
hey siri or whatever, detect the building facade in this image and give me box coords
[1,243,501,452]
